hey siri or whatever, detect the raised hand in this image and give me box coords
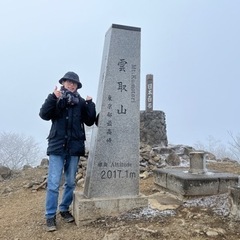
[53,86,62,98]
[86,95,92,101]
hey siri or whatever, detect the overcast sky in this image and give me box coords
[0,0,239,152]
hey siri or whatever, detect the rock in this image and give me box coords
[77,178,85,187]
[148,159,156,166]
[0,165,12,179]
[140,161,148,167]
[140,171,149,179]
[152,155,161,162]
[206,230,219,237]
[173,145,195,156]
[40,158,49,167]
[140,166,147,172]
[102,232,120,240]
[81,161,87,168]
[23,182,34,188]
[205,152,216,160]
[22,165,32,170]
[76,173,83,181]
[213,228,226,234]
[2,186,13,194]
[135,224,158,234]
[165,153,181,166]
[0,175,4,182]
[152,146,173,155]
[156,162,166,168]
[80,156,88,161]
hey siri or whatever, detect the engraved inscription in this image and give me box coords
[100,170,137,179]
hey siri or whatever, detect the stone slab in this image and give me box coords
[73,192,148,226]
[148,192,182,211]
[153,168,238,198]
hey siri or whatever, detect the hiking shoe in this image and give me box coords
[60,211,75,223]
[46,216,56,232]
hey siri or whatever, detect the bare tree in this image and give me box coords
[228,131,240,160]
[0,132,41,169]
[194,135,236,160]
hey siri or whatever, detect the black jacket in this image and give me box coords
[39,93,96,156]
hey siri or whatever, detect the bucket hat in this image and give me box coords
[59,71,82,89]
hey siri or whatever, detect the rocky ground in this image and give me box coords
[1,155,240,240]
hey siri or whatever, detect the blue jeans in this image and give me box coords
[45,154,79,219]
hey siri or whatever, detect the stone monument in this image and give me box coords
[140,74,168,146]
[73,24,148,226]
[145,74,153,112]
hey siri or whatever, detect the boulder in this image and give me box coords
[0,165,12,179]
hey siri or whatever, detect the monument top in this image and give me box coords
[111,23,141,32]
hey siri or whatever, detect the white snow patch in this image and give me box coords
[183,193,230,217]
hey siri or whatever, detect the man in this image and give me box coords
[39,71,96,231]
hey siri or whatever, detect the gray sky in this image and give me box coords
[0,0,239,152]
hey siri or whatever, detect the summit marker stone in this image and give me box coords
[84,24,141,198]
[73,24,148,225]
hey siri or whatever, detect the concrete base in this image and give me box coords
[73,192,148,226]
[229,186,240,220]
[153,168,238,199]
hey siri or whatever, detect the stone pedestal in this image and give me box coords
[189,152,207,174]
[73,192,148,226]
